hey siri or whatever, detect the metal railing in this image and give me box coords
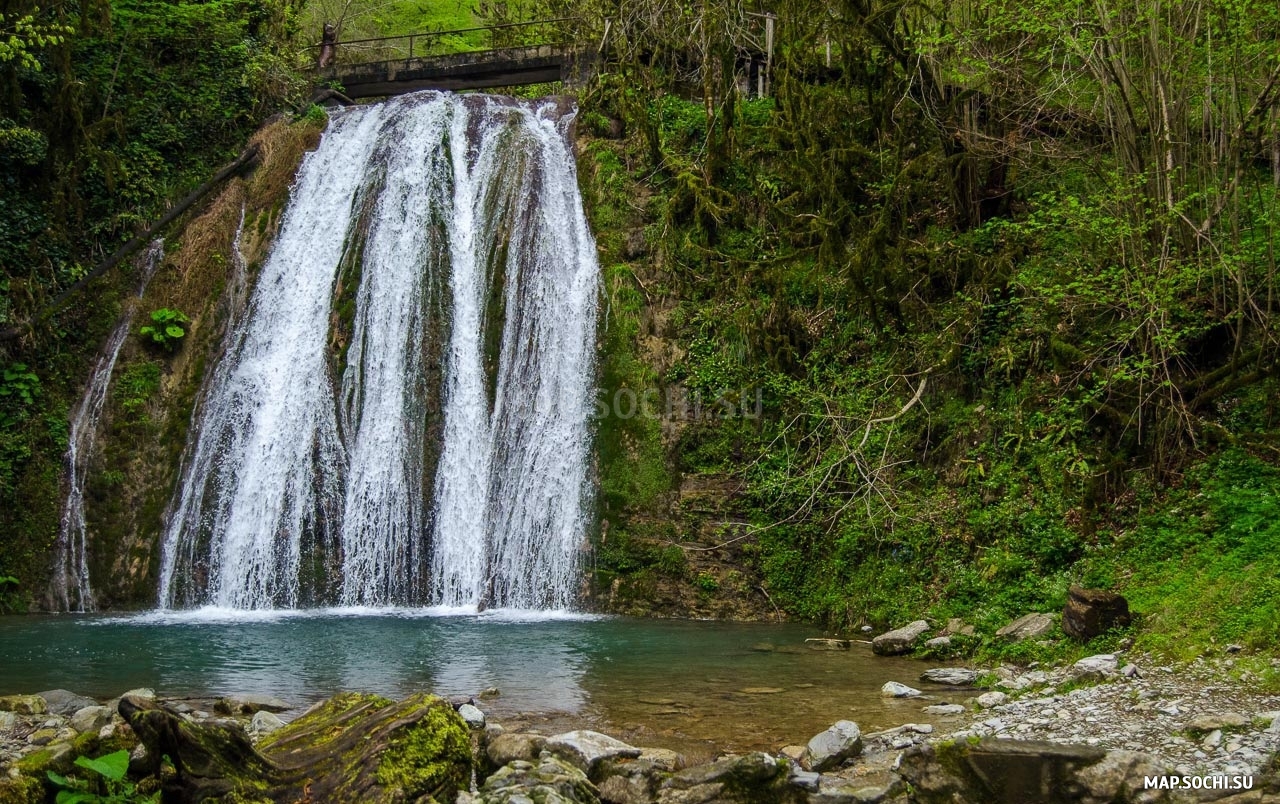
[307,18,580,69]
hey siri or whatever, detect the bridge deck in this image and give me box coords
[320,44,582,99]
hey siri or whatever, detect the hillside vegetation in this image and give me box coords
[1,0,1278,668]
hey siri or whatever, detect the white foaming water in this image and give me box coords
[158,92,598,612]
[53,240,165,612]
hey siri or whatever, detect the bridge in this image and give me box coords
[310,19,593,101]
[309,14,776,102]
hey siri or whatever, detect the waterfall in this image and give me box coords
[158,92,599,611]
[53,239,165,612]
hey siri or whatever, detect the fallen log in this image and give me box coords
[120,691,472,803]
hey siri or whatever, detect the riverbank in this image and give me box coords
[2,646,1278,803]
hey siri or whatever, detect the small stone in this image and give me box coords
[1225,644,1243,653]
[996,613,1055,641]
[69,706,113,734]
[1184,713,1248,734]
[457,704,486,729]
[120,688,156,701]
[802,720,862,772]
[860,625,873,633]
[881,681,922,698]
[922,704,966,715]
[1070,654,1119,681]
[805,638,850,651]
[1202,729,1222,749]
[28,728,58,746]
[787,767,820,792]
[251,711,285,736]
[0,711,18,735]
[975,692,1008,709]
[871,621,931,656]
[920,667,980,686]
[779,744,805,761]
[487,733,548,768]
[1121,664,1140,678]
[0,694,47,716]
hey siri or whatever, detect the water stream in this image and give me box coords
[157,92,598,610]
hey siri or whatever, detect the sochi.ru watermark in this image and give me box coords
[1144,775,1253,791]
[593,386,762,421]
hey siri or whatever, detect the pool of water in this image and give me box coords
[0,610,964,756]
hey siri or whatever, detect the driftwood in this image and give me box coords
[119,691,472,803]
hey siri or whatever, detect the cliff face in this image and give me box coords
[62,117,324,610]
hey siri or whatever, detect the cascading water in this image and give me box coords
[158,92,598,611]
[53,239,165,612]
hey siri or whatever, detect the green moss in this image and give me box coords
[373,703,472,801]
[0,776,42,804]
[257,692,391,752]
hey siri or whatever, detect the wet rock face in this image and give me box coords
[1062,586,1131,641]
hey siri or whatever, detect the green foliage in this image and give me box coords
[139,308,190,350]
[47,749,156,803]
[0,11,72,70]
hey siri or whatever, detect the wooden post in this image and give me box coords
[599,17,612,55]
[764,13,775,98]
[408,34,415,61]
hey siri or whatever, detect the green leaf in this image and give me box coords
[54,791,100,804]
[74,749,130,781]
[164,325,185,339]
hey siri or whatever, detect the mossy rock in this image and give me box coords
[0,776,43,804]
[122,691,471,803]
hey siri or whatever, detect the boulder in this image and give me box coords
[69,705,114,734]
[0,694,46,715]
[802,720,862,771]
[486,733,548,768]
[975,692,1008,709]
[897,739,1109,804]
[457,704,486,729]
[479,756,598,804]
[881,681,922,698]
[664,753,779,789]
[941,618,976,637]
[871,620,930,655]
[1069,654,1119,681]
[922,703,966,715]
[250,710,285,736]
[546,730,641,776]
[924,635,952,649]
[921,667,980,686]
[599,773,653,804]
[995,613,1055,642]
[1184,712,1249,735]
[1061,586,1131,640]
[214,694,291,715]
[805,638,850,651]
[38,689,99,716]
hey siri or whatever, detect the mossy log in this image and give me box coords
[120,692,472,803]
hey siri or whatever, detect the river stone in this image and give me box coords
[666,752,779,789]
[805,638,850,651]
[70,705,114,734]
[923,635,952,649]
[802,720,862,771]
[38,689,99,716]
[881,681,921,698]
[0,694,46,715]
[546,730,641,775]
[0,710,17,735]
[996,613,1055,641]
[1061,586,1131,640]
[478,755,597,804]
[458,704,486,729]
[975,692,1008,709]
[1070,654,1119,681]
[1074,749,1172,802]
[922,704,966,715]
[871,620,930,656]
[215,694,291,715]
[921,667,980,686]
[1185,712,1249,735]
[251,710,285,736]
[487,733,548,768]
[120,688,156,701]
[599,773,653,804]
[637,747,682,771]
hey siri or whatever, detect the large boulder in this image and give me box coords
[995,613,1055,642]
[871,620,931,655]
[486,732,548,769]
[37,689,99,716]
[1061,586,1131,640]
[69,705,114,734]
[801,720,862,772]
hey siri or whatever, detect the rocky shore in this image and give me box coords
[2,646,1278,804]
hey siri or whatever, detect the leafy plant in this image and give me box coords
[47,749,156,803]
[139,308,190,351]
